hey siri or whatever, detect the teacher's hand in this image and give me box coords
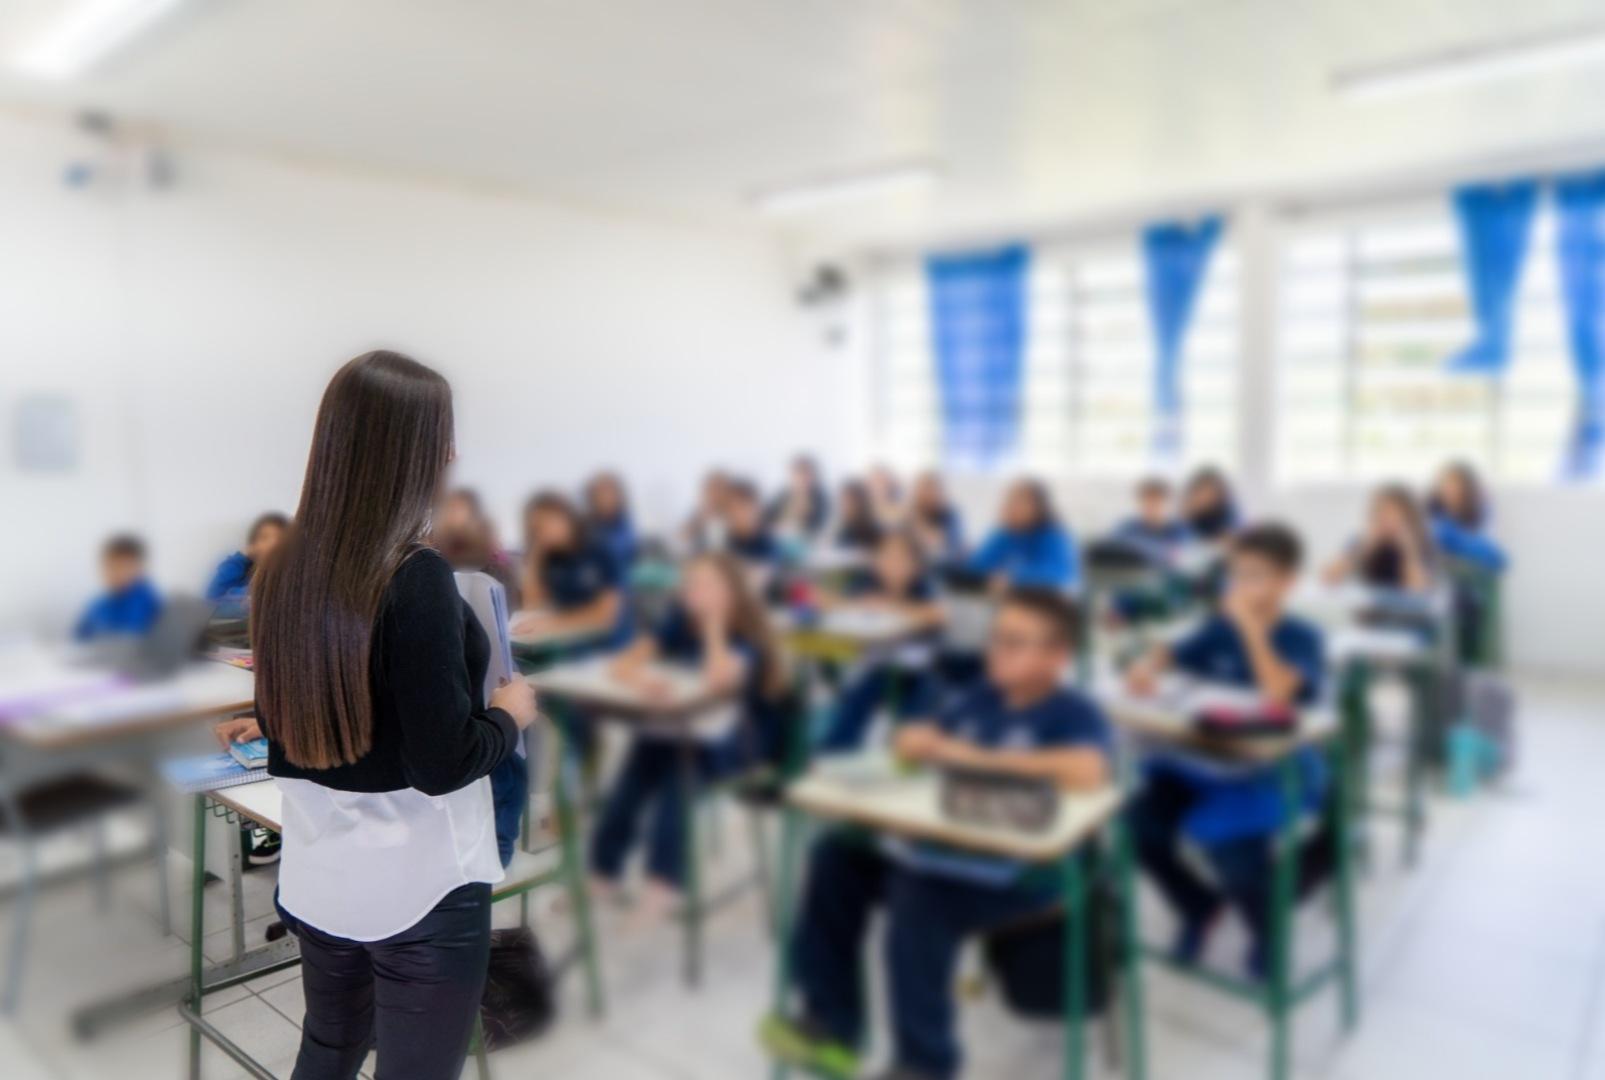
[490,678,539,729]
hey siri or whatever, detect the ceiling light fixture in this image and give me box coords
[11,0,186,81]
[1334,21,1605,102]
[752,161,941,215]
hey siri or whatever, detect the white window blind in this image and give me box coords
[871,239,1239,477]
[1275,198,1574,485]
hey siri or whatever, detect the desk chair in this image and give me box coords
[0,772,163,1013]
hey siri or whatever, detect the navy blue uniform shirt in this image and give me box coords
[1170,612,1325,705]
[540,543,622,611]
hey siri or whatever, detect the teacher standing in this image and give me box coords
[251,350,538,1079]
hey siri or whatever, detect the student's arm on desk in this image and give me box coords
[539,589,622,636]
[893,724,1109,791]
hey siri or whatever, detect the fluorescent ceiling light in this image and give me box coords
[11,0,186,81]
[1335,21,1605,102]
[752,161,941,215]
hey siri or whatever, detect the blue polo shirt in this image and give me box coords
[1430,513,1508,573]
[1115,517,1190,560]
[1153,613,1327,844]
[889,683,1111,888]
[844,569,937,604]
[970,523,1078,589]
[589,513,637,569]
[727,528,780,564]
[74,579,163,641]
[651,604,783,765]
[542,542,629,647]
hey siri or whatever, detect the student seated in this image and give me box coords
[1124,523,1325,980]
[768,453,831,543]
[816,530,946,753]
[866,463,907,527]
[762,589,1110,1080]
[584,470,637,569]
[205,512,289,617]
[683,468,733,553]
[1114,477,1189,562]
[1322,483,1437,594]
[833,479,884,551]
[970,478,1078,591]
[432,488,519,599]
[513,490,628,646]
[75,534,163,641]
[589,552,788,917]
[720,479,781,566]
[1426,460,1507,573]
[1181,465,1240,546]
[908,470,964,566]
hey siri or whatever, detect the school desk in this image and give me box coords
[507,609,612,664]
[529,657,748,990]
[1098,677,1360,1080]
[1329,626,1438,869]
[773,605,937,666]
[179,778,562,1080]
[768,764,1145,1080]
[0,658,255,1033]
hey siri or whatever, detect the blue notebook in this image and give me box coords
[161,752,267,793]
[227,737,270,769]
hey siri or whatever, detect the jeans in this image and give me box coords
[1132,769,1271,944]
[589,738,738,887]
[790,834,1053,1079]
[816,663,938,753]
[276,882,491,1080]
[487,756,528,868]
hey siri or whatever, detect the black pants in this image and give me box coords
[276,883,491,1080]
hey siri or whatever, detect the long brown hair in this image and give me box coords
[692,551,788,701]
[252,351,455,769]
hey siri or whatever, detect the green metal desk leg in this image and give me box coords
[550,714,605,1017]
[1267,758,1302,1080]
[1062,851,1086,1080]
[679,739,703,989]
[769,807,804,1080]
[1404,665,1429,869]
[1332,732,1360,1032]
[1114,815,1148,1080]
[188,794,208,1080]
[469,1014,491,1079]
[1340,662,1371,873]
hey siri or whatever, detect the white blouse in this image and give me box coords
[275,775,504,942]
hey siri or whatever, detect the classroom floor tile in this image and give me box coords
[2,673,1601,1078]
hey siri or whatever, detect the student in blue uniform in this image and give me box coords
[589,551,788,918]
[584,470,637,570]
[1124,523,1325,980]
[721,479,781,566]
[1115,477,1190,562]
[833,479,883,551]
[1322,484,1437,593]
[768,454,831,543]
[762,588,1111,1080]
[204,512,289,617]
[816,530,947,753]
[866,463,906,528]
[75,534,163,641]
[683,468,734,553]
[1426,460,1507,573]
[1181,465,1240,545]
[969,478,1077,590]
[909,471,964,566]
[513,490,628,646]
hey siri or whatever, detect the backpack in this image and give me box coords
[478,927,558,1051]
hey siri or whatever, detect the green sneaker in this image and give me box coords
[758,1013,859,1079]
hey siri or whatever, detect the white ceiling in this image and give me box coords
[3,0,1605,251]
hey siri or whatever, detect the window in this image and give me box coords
[1275,198,1575,485]
[870,237,1239,477]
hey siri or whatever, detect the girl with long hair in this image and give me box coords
[253,351,537,1079]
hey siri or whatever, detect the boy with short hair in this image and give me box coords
[763,588,1112,1080]
[1116,476,1189,561]
[1124,522,1325,980]
[75,534,163,641]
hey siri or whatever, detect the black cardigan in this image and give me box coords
[266,549,519,796]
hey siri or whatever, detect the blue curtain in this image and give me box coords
[1446,180,1540,375]
[1554,170,1605,481]
[1142,217,1223,458]
[926,245,1031,469]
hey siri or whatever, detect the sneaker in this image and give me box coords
[757,1013,858,1080]
[245,828,281,867]
[1170,901,1223,966]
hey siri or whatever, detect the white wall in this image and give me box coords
[0,112,853,634]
